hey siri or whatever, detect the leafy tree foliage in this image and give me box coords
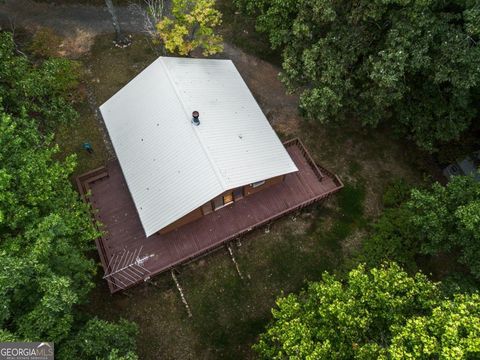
[389,293,480,358]
[237,0,480,150]
[409,174,480,278]
[358,175,480,278]
[358,205,419,272]
[355,180,419,272]
[0,112,97,341]
[0,32,80,129]
[0,32,139,356]
[58,318,138,359]
[254,263,480,359]
[0,110,138,358]
[156,0,223,56]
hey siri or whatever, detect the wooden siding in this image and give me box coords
[161,174,286,234]
[243,175,284,196]
[158,207,204,234]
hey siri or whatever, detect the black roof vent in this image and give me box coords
[192,111,200,126]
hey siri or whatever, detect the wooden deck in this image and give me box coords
[78,139,343,293]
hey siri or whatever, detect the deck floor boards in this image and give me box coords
[83,141,342,292]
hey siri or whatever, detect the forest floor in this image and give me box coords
[1,1,440,358]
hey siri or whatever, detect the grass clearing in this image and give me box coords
[58,30,433,359]
[55,101,108,175]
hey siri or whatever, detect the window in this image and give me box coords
[233,187,244,200]
[213,191,234,210]
[213,196,223,210]
[251,180,265,188]
[223,192,234,205]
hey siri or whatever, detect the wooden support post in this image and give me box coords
[227,244,244,280]
[264,223,271,234]
[171,269,192,318]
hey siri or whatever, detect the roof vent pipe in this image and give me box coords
[192,111,200,126]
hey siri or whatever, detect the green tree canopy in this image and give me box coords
[0,112,97,342]
[0,32,80,129]
[358,175,480,279]
[409,174,480,277]
[58,318,138,359]
[156,0,223,56]
[0,30,138,357]
[254,263,480,359]
[237,0,480,150]
[0,107,138,359]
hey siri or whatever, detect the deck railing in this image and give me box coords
[77,139,343,293]
[284,138,343,188]
[161,139,344,284]
[75,167,115,292]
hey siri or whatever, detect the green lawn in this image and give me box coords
[55,31,432,359]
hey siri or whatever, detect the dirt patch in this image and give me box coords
[58,28,96,58]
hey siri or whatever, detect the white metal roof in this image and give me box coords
[100,57,298,237]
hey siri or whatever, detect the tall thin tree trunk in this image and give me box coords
[105,0,129,45]
[187,23,199,57]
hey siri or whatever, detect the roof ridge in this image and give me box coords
[159,57,227,190]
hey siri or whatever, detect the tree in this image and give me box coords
[389,293,480,358]
[58,318,138,360]
[0,32,80,129]
[254,263,480,359]
[130,0,166,54]
[0,112,97,341]
[357,175,480,279]
[355,179,419,272]
[156,0,223,56]
[0,28,139,357]
[0,111,95,342]
[237,0,480,151]
[357,205,419,273]
[105,0,131,46]
[0,108,139,358]
[408,174,480,278]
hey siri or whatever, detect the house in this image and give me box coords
[78,57,343,292]
[99,57,299,237]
